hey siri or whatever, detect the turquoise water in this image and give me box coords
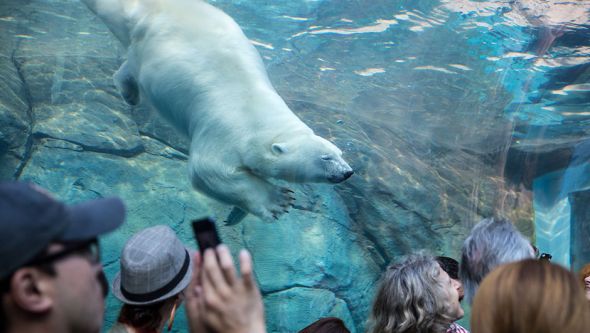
[0,0,589,332]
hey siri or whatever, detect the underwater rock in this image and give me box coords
[0,55,30,180]
[242,191,379,333]
[264,287,356,333]
[570,189,590,272]
[141,134,187,160]
[505,133,589,189]
[130,105,190,155]
[32,102,143,156]
[14,55,124,106]
[19,136,209,220]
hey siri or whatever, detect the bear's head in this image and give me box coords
[252,133,354,184]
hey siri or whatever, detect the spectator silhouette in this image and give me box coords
[368,253,463,333]
[298,317,351,333]
[109,225,193,333]
[460,217,534,304]
[0,181,125,333]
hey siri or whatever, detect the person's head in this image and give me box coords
[298,317,351,333]
[0,181,125,333]
[436,256,464,303]
[472,259,590,333]
[579,263,590,301]
[460,217,534,304]
[368,253,463,333]
[113,225,193,332]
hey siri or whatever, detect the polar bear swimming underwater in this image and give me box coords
[81,0,354,222]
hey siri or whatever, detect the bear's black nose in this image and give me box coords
[328,170,354,183]
[343,170,354,180]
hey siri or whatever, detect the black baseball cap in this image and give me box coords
[0,181,126,280]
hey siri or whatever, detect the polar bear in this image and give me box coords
[81,0,353,221]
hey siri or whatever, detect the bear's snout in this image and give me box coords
[327,168,354,183]
[343,169,354,179]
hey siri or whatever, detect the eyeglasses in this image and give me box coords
[28,239,101,266]
[1,239,101,293]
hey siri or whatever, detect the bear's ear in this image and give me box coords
[271,143,288,155]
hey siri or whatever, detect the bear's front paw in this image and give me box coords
[255,187,295,221]
[273,187,296,219]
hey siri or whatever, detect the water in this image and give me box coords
[0,0,589,332]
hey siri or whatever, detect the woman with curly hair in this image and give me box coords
[471,259,590,333]
[367,253,464,333]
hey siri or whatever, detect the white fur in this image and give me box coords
[82,0,353,220]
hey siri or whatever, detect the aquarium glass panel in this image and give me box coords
[0,0,589,332]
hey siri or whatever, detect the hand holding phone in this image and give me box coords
[188,246,266,333]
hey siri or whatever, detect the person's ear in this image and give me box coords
[9,268,54,314]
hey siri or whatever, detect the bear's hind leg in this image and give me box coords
[113,60,140,106]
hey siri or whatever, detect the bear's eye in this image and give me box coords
[321,155,332,161]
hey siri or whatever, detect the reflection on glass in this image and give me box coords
[0,1,588,332]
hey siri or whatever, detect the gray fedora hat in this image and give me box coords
[112,225,193,305]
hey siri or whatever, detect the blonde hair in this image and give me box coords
[367,253,456,333]
[472,259,590,333]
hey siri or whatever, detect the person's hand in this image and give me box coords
[202,245,266,333]
[185,251,213,333]
[185,245,266,333]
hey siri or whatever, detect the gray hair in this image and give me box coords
[460,217,534,304]
[368,253,456,333]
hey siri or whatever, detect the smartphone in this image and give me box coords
[192,217,222,254]
[540,253,552,261]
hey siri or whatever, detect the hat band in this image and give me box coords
[121,249,190,303]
